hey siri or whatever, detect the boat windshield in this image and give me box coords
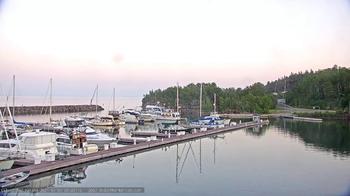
[0,143,17,148]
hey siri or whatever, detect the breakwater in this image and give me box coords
[0,105,104,115]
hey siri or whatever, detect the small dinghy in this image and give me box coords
[0,171,30,188]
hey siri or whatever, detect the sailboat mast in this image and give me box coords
[12,75,15,117]
[49,78,52,122]
[176,83,179,113]
[6,104,20,150]
[96,85,98,116]
[113,87,115,110]
[199,83,202,117]
[0,110,10,142]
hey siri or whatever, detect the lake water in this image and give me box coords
[2,119,350,196]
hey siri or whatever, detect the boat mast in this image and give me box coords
[113,87,116,111]
[176,83,179,113]
[0,109,11,149]
[12,75,15,117]
[213,93,216,114]
[6,103,21,150]
[199,83,202,117]
[96,85,98,116]
[49,78,52,123]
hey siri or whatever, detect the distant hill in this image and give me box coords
[266,65,350,110]
[142,65,350,115]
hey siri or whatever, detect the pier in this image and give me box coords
[130,131,176,139]
[0,105,104,116]
[0,121,268,178]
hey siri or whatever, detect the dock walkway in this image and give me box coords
[1,121,268,178]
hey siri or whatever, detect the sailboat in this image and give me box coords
[108,88,120,118]
[36,78,66,132]
[190,85,230,129]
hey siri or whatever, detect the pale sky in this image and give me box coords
[0,0,349,97]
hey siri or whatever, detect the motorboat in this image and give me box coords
[158,123,192,133]
[0,158,14,171]
[119,113,138,124]
[0,171,30,188]
[64,117,87,128]
[144,105,181,123]
[84,127,116,145]
[88,115,116,127]
[138,113,156,123]
[56,132,98,156]
[0,131,58,161]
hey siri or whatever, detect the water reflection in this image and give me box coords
[58,167,87,184]
[244,125,268,137]
[275,119,350,157]
[2,120,350,195]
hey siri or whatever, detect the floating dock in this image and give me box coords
[279,115,322,122]
[130,131,175,139]
[0,121,268,178]
[116,137,148,145]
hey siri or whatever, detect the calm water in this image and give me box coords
[2,119,350,196]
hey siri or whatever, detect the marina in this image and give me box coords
[0,120,268,178]
[1,0,349,194]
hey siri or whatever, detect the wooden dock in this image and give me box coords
[0,121,268,178]
[279,115,323,122]
[130,131,175,138]
[116,137,148,145]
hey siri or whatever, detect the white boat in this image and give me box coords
[84,127,116,145]
[119,113,138,124]
[159,124,192,133]
[144,105,180,123]
[56,133,98,155]
[138,113,156,123]
[64,117,87,128]
[0,158,15,171]
[0,131,58,162]
[88,116,116,127]
[0,171,30,188]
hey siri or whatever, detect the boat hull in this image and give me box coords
[0,160,14,171]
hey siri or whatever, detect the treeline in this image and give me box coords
[142,65,350,114]
[266,65,350,110]
[142,82,276,114]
